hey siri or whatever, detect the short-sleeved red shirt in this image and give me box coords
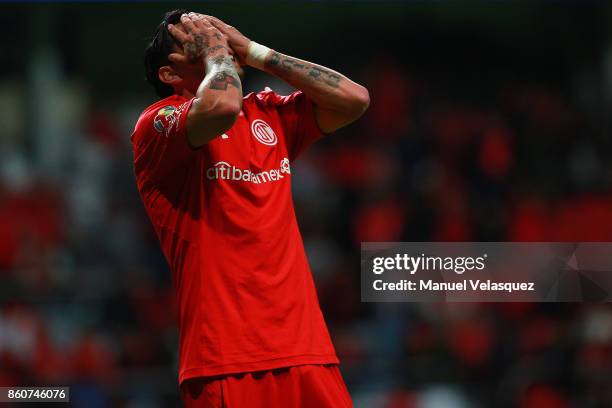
[131,90,338,384]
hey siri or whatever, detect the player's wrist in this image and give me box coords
[204,48,231,68]
[204,55,236,77]
[245,41,271,71]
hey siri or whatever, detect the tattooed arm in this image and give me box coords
[263,52,369,133]
[206,16,369,134]
[168,14,242,147]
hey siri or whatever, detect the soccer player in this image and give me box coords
[132,10,369,407]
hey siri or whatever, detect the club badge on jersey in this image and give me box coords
[153,104,187,137]
[251,119,277,146]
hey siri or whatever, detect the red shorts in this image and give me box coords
[180,364,353,407]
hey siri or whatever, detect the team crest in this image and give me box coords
[153,106,178,134]
[251,119,278,146]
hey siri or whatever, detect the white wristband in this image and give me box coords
[246,41,271,70]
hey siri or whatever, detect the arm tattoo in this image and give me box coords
[209,55,236,70]
[268,51,281,67]
[308,66,341,87]
[207,56,241,91]
[265,51,341,89]
[209,71,241,90]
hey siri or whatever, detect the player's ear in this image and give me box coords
[159,66,181,87]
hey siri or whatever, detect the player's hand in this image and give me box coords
[167,13,231,65]
[199,15,251,65]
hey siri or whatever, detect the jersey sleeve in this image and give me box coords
[131,98,196,183]
[261,91,324,160]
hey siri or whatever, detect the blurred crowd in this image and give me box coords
[1,18,612,408]
[295,60,612,407]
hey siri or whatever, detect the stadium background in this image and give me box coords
[1,2,611,407]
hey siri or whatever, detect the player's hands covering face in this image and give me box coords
[197,15,252,66]
[167,13,231,65]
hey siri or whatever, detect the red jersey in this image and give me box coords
[131,90,338,384]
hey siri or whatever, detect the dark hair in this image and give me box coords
[144,9,188,98]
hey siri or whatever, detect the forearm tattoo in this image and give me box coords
[207,56,241,91]
[265,52,341,88]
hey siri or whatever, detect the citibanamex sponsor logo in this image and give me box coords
[206,158,291,184]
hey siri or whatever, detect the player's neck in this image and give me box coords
[180,88,196,99]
